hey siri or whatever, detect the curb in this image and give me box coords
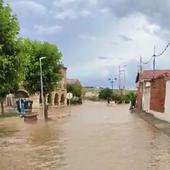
[136,111,170,137]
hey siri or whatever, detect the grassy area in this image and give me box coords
[0,112,18,119]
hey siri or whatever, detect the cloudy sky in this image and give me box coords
[4,0,170,89]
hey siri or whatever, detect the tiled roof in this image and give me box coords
[67,79,80,85]
[140,70,170,81]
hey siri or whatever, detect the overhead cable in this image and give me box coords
[142,55,154,65]
[155,41,170,57]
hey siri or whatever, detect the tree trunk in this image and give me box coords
[0,100,4,116]
[44,94,48,120]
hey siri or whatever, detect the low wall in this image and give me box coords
[148,109,170,122]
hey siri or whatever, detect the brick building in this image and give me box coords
[136,70,170,122]
[46,67,67,107]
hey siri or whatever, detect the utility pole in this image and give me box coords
[153,45,156,78]
[39,57,46,120]
[153,45,156,70]
[122,66,126,95]
[140,56,143,73]
[123,69,126,91]
[118,65,126,95]
[119,65,121,90]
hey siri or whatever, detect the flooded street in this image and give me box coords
[1,101,170,170]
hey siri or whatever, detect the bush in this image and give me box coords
[67,84,82,98]
[98,88,113,100]
[98,88,136,104]
[126,92,137,105]
[114,95,124,104]
[68,97,82,105]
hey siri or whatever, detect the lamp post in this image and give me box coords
[40,57,46,116]
[108,77,117,91]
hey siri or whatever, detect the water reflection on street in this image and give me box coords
[1,101,170,170]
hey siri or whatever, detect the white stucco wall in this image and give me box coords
[30,94,40,109]
[142,83,151,112]
[165,80,170,114]
[148,80,170,122]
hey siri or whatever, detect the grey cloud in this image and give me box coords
[11,0,47,17]
[4,0,168,88]
[98,56,111,60]
[119,34,133,42]
[79,35,97,41]
[34,25,63,34]
[110,41,118,46]
[99,0,170,33]
[5,0,50,29]
[52,0,97,20]
[7,0,170,31]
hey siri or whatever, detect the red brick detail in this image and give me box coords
[141,70,170,81]
[150,78,166,113]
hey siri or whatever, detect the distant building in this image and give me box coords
[84,91,99,98]
[83,87,99,99]
[136,70,170,122]
[67,79,81,85]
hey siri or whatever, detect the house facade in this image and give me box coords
[47,67,67,107]
[136,70,170,122]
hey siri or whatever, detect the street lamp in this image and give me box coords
[108,77,117,91]
[39,57,46,112]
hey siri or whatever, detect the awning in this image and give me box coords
[15,89,30,98]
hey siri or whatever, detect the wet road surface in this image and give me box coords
[1,101,170,170]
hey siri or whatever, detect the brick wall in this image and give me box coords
[150,78,166,113]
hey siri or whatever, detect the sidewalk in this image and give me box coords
[136,111,170,137]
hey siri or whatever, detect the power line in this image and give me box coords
[155,41,170,57]
[137,41,170,78]
[141,41,170,65]
[142,55,154,65]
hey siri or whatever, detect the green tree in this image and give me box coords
[0,0,20,114]
[67,83,82,97]
[67,83,82,105]
[98,88,112,100]
[127,92,136,105]
[23,40,62,120]
[16,38,33,87]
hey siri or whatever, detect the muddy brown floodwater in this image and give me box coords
[1,101,170,170]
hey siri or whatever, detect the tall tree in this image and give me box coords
[23,40,62,120]
[16,38,33,87]
[0,0,20,114]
